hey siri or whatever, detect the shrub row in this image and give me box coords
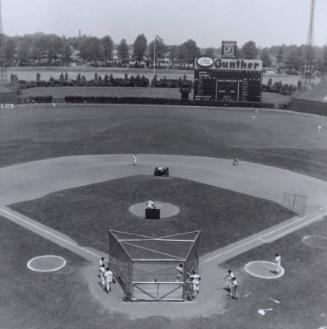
[64,95,273,108]
[24,96,53,103]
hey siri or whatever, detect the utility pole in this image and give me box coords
[0,0,8,85]
[153,37,156,77]
[303,0,315,90]
[153,35,159,78]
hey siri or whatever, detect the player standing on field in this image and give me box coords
[98,264,106,289]
[274,253,282,274]
[99,256,105,267]
[104,268,114,293]
[176,263,184,282]
[233,156,239,166]
[231,277,239,300]
[189,271,201,297]
[224,269,236,294]
[133,153,137,166]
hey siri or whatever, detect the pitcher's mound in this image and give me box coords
[129,201,180,219]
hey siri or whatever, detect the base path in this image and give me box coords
[1,154,327,319]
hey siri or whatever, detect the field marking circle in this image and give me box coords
[129,201,180,219]
[27,255,66,272]
[245,261,285,279]
[303,235,327,250]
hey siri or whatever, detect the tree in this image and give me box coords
[241,41,258,59]
[79,37,102,63]
[101,36,114,64]
[203,47,215,57]
[285,47,305,72]
[260,49,271,67]
[117,39,129,64]
[179,39,201,64]
[2,36,16,65]
[168,45,178,68]
[322,46,327,73]
[276,46,284,72]
[133,34,147,65]
[17,35,33,64]
[62,43,72,66]
[47,35,64,64]
[148,36,167,64]
[30,33,48,62]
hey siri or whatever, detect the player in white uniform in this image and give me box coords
[176,263,184,282]
[224,269,236,294]
[233,156,239,166]
[275,253,282,274]
[189,271,201,296]
[133,153,137,166]
[231,277,239,300]
[98,264,106,289]
[99,256,105,267]
[146,200,156,209]
[104,268,114,293]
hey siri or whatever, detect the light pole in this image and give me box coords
[153,37,156,77]
[153,35,159,78]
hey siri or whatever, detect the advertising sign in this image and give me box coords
[221,41,237,58]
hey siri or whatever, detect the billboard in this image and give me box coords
[194,57,262,103]
[221,41,237,58]
[194,57,262,71]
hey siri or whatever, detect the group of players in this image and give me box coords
[98,253,282,300]
[98,257,114,293]
[176,263,201,300]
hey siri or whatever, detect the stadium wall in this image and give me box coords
[290,98,327,116]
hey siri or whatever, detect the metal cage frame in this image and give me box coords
[108,229,200,302]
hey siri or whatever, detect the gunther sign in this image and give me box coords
[214,58,262,71]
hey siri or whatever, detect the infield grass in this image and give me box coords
[10,175,294,255]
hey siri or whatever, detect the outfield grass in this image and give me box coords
[1,104,327,181]
[10,175,294,256]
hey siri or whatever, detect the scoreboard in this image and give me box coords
[194,56,262,103]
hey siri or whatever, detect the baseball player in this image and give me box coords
[133,153,137,166]
[104,268,114,293]
[98,264,106,289]
[231,277,239,300]
[274,253,282,274]
[176,263,184,282]
[233,156,239,166]
[224,269,236,293]
[189,271,201,296]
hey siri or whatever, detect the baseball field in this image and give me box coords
[1,103,327,329]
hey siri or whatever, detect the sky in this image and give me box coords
[3,0,327,48]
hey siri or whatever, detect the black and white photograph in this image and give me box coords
[0,1,327,328]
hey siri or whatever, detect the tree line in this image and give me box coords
[0,33,327,73]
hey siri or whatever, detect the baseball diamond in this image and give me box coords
[1,103,327,328]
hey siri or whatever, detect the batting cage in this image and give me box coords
[108,230,200,301]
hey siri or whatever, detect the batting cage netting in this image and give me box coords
[109,230,200,301]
